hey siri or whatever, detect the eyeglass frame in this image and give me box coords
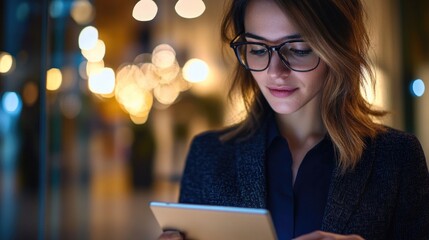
[229,34,321,72]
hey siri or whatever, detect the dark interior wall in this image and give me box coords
[400,0,429,132]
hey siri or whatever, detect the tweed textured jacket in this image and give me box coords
[178,122,429,240]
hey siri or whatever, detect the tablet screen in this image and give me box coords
[150,201,277,240]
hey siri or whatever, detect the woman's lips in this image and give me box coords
[268,87,298,98]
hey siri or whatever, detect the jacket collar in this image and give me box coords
[321,138,375,232]
[235,118,269,209]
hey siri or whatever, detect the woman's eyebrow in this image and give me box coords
[244,32,302,41]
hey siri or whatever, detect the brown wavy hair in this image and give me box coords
[220,0,386,172]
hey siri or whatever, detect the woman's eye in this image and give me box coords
[289,48,313,57]
[284,41,314,57]
[249,48,267,56]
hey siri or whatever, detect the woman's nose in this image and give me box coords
[267,52,291,78]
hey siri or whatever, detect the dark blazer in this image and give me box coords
[179,123,429,240]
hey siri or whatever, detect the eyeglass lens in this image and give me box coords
[235,42,319,71]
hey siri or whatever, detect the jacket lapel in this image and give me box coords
[235,125,268,209]
[321,140,375,232]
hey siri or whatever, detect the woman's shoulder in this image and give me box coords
[368,126,426,167]
[187,125,239,154]
[191,125,240,145]
[373,126,422,150]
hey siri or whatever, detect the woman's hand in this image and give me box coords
[293,230,364,240]
[157,230,184,240]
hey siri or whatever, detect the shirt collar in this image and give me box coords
[266,113,282,147]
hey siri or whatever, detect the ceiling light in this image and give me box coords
[175,0,206,19]
[132,0,158,21]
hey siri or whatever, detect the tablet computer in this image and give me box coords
[150,201,277,240]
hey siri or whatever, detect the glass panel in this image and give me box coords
[0,0,46,239]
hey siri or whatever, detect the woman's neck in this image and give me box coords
[275,101,326,148]
[274,100,327,184]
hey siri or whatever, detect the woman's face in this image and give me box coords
[244,0,328,116]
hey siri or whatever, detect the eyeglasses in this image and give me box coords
[230,34,320,72]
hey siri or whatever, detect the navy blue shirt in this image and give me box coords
[266,118,335,240]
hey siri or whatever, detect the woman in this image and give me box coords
[159,0,429,239]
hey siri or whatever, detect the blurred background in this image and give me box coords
[0,0,428,239]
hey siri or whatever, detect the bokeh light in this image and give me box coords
[115,65,150,115]
[0,52,15,74]
[60,94,82,119]
[118,84,153,116]
[132,0,158,21]
[78,26,99,50]
[130,113,149,125]
[82,39,106,62]
[157,60,180,84]
[114,45,195,123]
[79,61,88,79]
[49,0,66,18]
[411,79,425,97]
[175,0,206,19]
[46,68,63,91]
[154,82,180,105]
[71,0,95,25]
[86,60,105,78]
[138,63,160,90]
[16,2,30,21]
[22,82,38,106]
[152,44,176,69]
[2,92,22,115]
[182,58,209,83]
[116,64,145,93]
[88,67,116,95]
